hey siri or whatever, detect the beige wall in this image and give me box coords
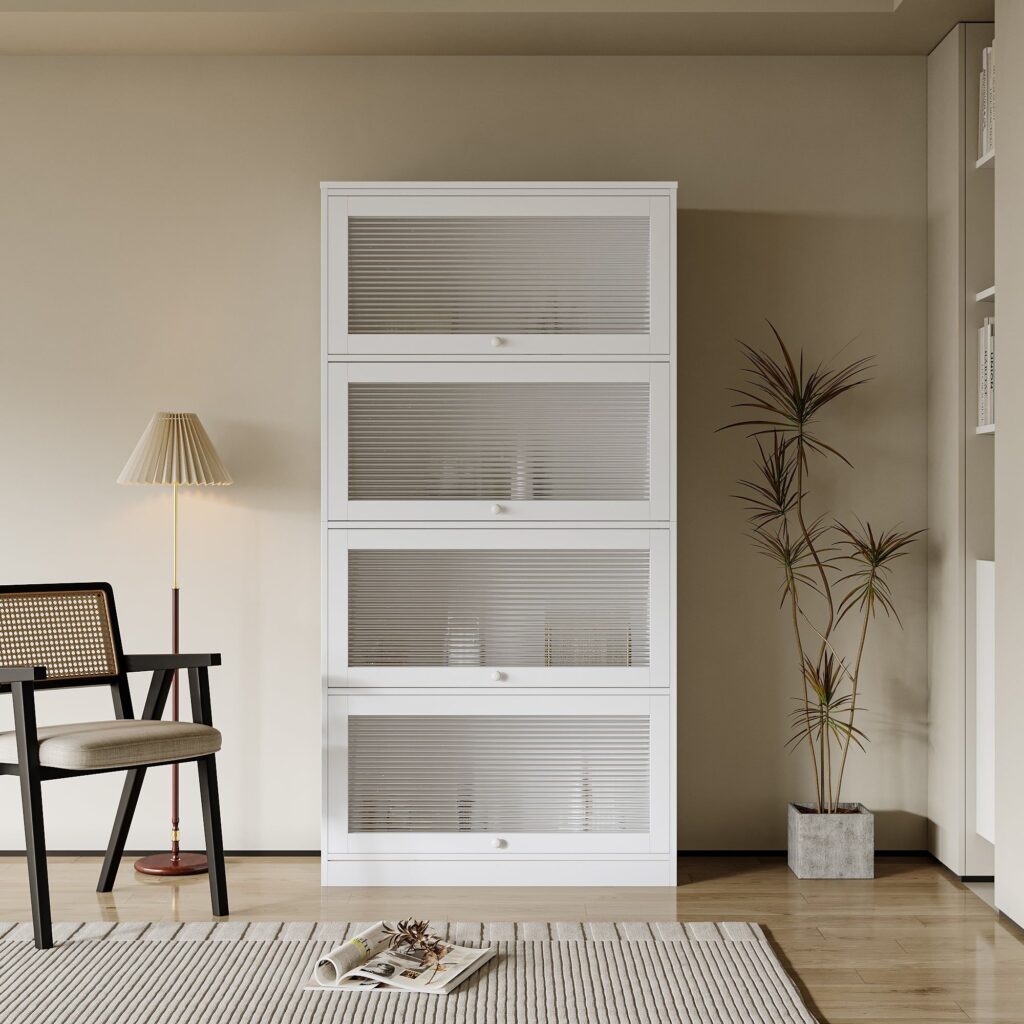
[994,0,1024,924]
[0,55,926,851]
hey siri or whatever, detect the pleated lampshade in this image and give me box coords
[118,412,233,486]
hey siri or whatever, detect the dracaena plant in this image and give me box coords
[722,323,922,814]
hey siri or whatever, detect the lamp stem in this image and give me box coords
[171,585,180,864]
[172,481,179,590]
[171,481,180,865]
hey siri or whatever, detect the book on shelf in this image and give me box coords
[310,922,496,996]
[978,316,995,428]
[979,43,996,159]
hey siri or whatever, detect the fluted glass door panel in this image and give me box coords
[351,549,648,666]
[349,715,650,834]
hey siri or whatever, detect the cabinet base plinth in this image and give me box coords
[322,857,678,887]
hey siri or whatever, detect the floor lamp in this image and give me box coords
[118,412,232,876]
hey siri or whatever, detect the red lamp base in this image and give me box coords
[134,852,208,877]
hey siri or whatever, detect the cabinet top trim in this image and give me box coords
[321,181,677,193]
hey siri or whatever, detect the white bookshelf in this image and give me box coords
[970,29,997,864]
[927,22,995,881]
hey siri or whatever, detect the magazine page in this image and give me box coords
[313,923,391,987]
[345,941,495,994]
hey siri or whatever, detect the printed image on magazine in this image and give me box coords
[311,921,496,996]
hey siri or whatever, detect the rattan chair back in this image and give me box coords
[0,583,124,685]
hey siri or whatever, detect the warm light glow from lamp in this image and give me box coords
[118,412,232,877]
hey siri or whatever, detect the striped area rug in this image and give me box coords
[0,921,817,1023]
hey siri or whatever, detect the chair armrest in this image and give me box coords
[123,653,222,672]
[0,666,47,684]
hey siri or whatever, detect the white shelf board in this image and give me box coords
[976,286,995,302]
[976,149,995,169]
[976,423,996,435]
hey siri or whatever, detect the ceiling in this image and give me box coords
[0,0,995,56]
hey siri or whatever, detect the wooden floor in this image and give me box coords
[0,854,1021,1022]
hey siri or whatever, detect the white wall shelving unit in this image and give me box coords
[927,24,995,880]
[320,182,677,886]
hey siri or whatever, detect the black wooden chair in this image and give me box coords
[0,583,228,948]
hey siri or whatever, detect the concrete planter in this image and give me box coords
[787,802,874,879]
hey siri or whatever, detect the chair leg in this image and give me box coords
[197,755,228,917]
[12,680,52,950]
[18,762,52,950]
[97,768,146,893]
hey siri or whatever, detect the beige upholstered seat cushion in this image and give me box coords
[0,720,221,771]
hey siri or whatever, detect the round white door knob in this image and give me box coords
[491,671,506,682]
[490,503,504,515]
[491,838,507,849]
[491,336,504,347]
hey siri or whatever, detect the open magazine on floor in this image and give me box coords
[311,921,496,996]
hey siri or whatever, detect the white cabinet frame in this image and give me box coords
[327,361,671,522]
[326,692,672,857]
[321,182,677,887]
[327,527,671,689]
[326,192,674,357]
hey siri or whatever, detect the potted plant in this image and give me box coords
[722,324,921,879]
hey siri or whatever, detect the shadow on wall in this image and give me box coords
[873,811,933,859]
[213,416,318,515]
[674,208,928,852]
